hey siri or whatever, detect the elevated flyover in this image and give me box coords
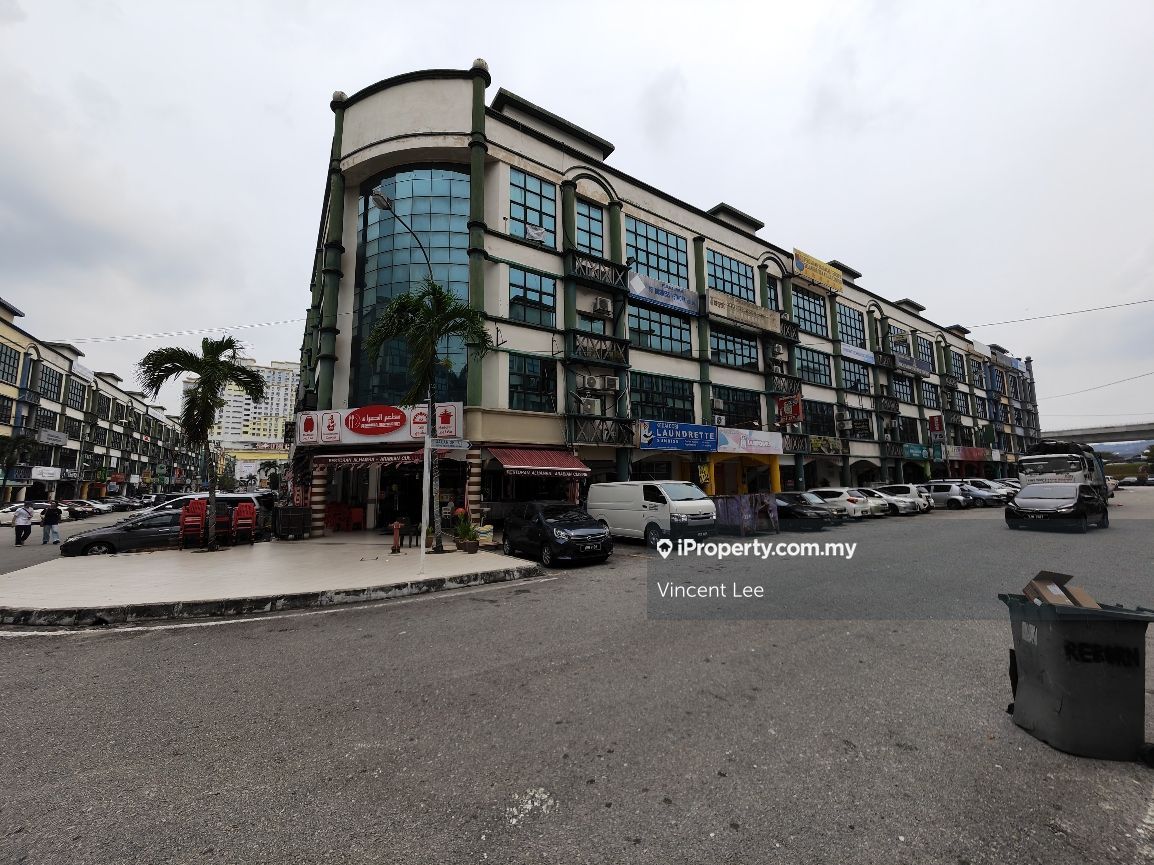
[1039,422,1154,444]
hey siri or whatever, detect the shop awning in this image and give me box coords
[488,448,590,478]
[316,450,447,468]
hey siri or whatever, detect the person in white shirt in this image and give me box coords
[13,503,34,546]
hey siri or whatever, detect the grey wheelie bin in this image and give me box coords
[1000,592,1154,762]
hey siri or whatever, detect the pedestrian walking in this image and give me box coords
[41,501,63,545]
[12,502,34,546]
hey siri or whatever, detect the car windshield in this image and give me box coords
[1019,484,1079,498]
[1019,457,1081,475]
[541,505,589,522]
[659,483,708,501]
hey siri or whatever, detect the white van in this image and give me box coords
[585,481,716,547]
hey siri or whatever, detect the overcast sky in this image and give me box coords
[1,0,1152,428]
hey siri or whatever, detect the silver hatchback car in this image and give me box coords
[925,482,973,510]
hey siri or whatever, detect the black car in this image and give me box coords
[1005,483,1109,533]
[60,511,183,556]
[502,501,612,566]
[774,492,837,530]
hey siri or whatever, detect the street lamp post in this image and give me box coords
[371,189,445,570]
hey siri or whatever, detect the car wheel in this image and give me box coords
[947,499,961,510]
[1098,510,1110,529]
[888,504,899,516]
[974,499,986,508]
[645,523,662,548]
[84,541,115,555]
[501,536,515,557]
[540,544,554,567]
[1076,516,1089,534]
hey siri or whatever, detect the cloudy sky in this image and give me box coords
[2,0,1152,427]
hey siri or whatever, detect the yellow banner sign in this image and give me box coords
[793,249,843,294]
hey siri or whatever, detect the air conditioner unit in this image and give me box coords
[887,419,902,430]
[578,397,601,415]
[710,397,725,411]
[590,296,612,316]
[713,414,727,427]
[576,374,602,391]
[602,375,621,392]
[836,419,854,432]
[834,411,849,422]
[772,344,786,357]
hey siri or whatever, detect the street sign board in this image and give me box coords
[431,438,470,450]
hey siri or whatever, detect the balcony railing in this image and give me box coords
[874,395,900,414]
[568,331,630,367]
[880,441,904,459]
[567,415,636,447]
[767,372,802,395]
[875,352,896,369]
[564,251,630,292]
[17,388,40,406]
[778,318,800,342]
[783,433,810,454]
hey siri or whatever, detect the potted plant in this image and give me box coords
[458,521,480,554]
[425,525,435,549]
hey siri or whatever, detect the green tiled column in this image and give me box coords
[608,201,623,265]
[316,92,346,411]
[467,60,491,408]
[693,237,711,422]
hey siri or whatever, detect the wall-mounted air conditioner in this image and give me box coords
[602,375,621,392]
[576,374,602,391]
[710,397,725,411]
[590,296,612,316]
[834,411,849,422]
[772,344,786,357]
[578,397,602,415]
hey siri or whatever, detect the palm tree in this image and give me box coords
[364,277,493,551]
[0,433,35,504]
[259,459,284,494]
[136,336,266,550]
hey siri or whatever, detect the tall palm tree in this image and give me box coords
[136,336,266,550]
[364,277,493,551]
[0,433,35,504]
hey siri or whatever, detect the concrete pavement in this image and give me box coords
[0,532,540,626]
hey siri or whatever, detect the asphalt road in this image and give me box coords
[0,510,129,573]
[3,490,1154,864]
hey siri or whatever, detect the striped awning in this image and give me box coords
[488,448,590,478]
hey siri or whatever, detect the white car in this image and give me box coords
[77,499,114,514]
[0,502,74,525]
[875,484,935,512]
[807,488,871,519]
[855,487,918,515]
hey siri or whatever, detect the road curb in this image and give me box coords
[0,561,544,628]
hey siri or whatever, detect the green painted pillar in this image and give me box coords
[608,201,623,264]
[693,236,711,422]
[757,263,769,308]
[316,92,346,411]
[467,60,491,409]
[608,197,627,479]
[561,181,577,332]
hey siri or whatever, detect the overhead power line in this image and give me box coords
[971,298,1154,328]
[1040,370,1154,400]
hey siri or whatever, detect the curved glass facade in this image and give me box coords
[352,166,471,407]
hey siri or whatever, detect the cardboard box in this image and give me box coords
[1021,571,1100,609]
[1025,577,1076,606]
[1063,584,1100,609]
